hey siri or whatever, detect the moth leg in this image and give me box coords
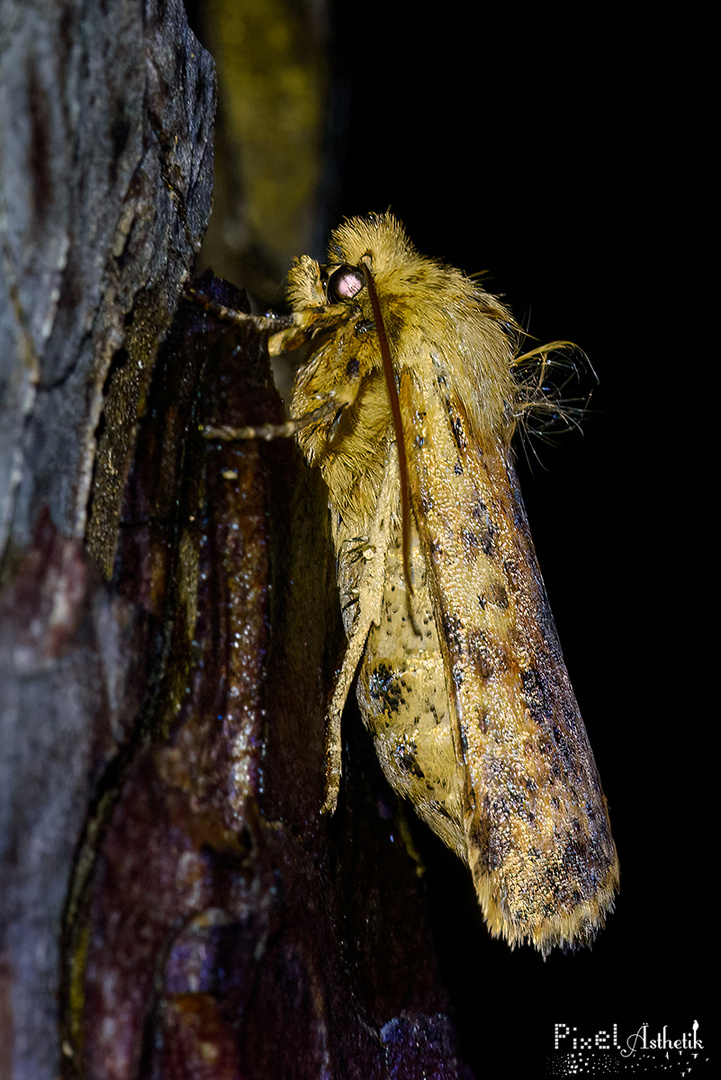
[322,620,369,814]
[203,399,339,444]
[322,535,386,814]
[322,460,400,813]
[185,286,288,334]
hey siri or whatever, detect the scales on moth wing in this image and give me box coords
[201,212,619,955]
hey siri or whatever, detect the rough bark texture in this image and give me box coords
[1,3,474,1078]
[1,2,215,1076]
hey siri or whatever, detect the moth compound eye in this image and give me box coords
[327,264,365,304]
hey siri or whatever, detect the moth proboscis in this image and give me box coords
[197,212,619,956]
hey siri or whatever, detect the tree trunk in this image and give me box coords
[1,2,214,1075]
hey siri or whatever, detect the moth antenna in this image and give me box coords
[203,398,339,442]
[360,262,414,595]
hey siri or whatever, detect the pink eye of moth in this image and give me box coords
[202,211,619,956]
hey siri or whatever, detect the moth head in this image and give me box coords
[284,252,369,317]
[327,214,416,287]
[285,214,419,319]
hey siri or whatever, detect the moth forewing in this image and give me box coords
[275,212,618,954]
[400,364,618,953]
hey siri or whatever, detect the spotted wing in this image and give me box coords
[400,362,619,954]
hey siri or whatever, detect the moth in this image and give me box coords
[202,212,619,955]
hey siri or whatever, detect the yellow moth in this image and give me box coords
[203,212,619,955]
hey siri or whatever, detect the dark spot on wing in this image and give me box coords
[467,630,494,680]
[520,668,551,726]
[470,500,496,556]
[367,663,404,714]
[394,739,425,779]
[491,583,509,609]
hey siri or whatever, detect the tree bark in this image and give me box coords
[1,2,214,1076]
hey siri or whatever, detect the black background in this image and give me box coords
[327,5,710,1079]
